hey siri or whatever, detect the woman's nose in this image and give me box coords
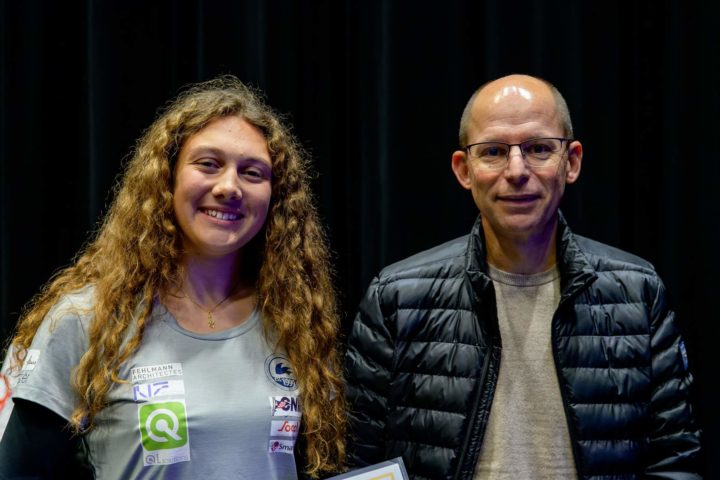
[212,170,242,199]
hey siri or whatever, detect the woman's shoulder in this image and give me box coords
[54,284,95,308]
[41,285,97,335]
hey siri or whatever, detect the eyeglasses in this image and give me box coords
[464,137,572,170]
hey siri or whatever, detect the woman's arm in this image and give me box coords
[0,399,93,479]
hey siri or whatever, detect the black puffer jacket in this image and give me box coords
[345,215,701,479]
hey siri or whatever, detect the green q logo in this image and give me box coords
[139,401,188,451]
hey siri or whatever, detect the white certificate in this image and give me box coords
[326,457,410,480]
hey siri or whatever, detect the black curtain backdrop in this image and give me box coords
[1,0,718,475]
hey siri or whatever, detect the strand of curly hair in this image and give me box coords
[9,76,346,477]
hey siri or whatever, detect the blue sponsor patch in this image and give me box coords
[265,354,298,391]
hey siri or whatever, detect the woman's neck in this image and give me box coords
[179,251,244,300]
[163,251,258,333]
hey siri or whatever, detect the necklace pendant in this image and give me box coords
[208,312,216,329]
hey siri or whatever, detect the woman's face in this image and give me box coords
[173,115,272,259]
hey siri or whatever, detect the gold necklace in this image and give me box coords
[182,287,236,329]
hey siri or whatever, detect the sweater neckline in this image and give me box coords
[487,263,560,287]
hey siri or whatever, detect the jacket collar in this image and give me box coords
[466,216,489,275]
[466,211,597,302]
[555,212,598,303]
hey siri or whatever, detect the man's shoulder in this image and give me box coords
[377,234,470,283]
[573,234,656,274]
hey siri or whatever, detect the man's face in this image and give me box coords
[451,76,582,243]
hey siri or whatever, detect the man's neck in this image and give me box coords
[482,218,558,274]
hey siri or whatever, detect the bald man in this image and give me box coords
[344,75,701,479]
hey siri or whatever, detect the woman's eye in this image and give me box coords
[241,167,270,181]
[195,159,219,169]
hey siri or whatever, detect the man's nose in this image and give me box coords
[504,145,530,180]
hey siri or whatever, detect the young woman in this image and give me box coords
[0,76,346,478]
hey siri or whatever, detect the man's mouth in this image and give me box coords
[498,194,538,202]
[201,208,241,221]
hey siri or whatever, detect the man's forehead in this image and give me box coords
[476,75,553,106]
[466,80,561,140]
[490,85,533,104]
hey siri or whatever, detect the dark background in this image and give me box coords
[1,0,717,475]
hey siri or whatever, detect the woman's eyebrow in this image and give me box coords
[186,144,272,166]
[184,145,224,157]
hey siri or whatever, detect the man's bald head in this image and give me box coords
[458,74,574,147]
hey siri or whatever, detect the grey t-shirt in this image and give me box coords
[12,287,301,479]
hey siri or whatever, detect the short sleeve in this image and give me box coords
[11,291,92,421]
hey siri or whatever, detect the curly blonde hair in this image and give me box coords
[10,76,346,476]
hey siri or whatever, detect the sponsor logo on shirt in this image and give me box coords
[268,439,294,454]
[0,354,16,438]
[21,350,41,371]
[0,373,11,413]
[264,354,297,391]
[138,400,190,466]
[131,363,183,383]
[133,380,185,402]
[271,419,300,438]
[269,395,301,417]
[0,348,20,437]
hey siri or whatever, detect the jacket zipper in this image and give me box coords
[453,341,496,480]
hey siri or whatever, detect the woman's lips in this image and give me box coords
[200,207,242,221]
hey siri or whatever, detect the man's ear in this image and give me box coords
[565,140,582,184]
[451,150,472,190]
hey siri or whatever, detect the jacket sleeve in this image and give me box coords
[344,277,395,467]
[645,277,702,479]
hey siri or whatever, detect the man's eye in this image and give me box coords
[524,141,556,156]
[482,146,506,157]
[529,144,551,154]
